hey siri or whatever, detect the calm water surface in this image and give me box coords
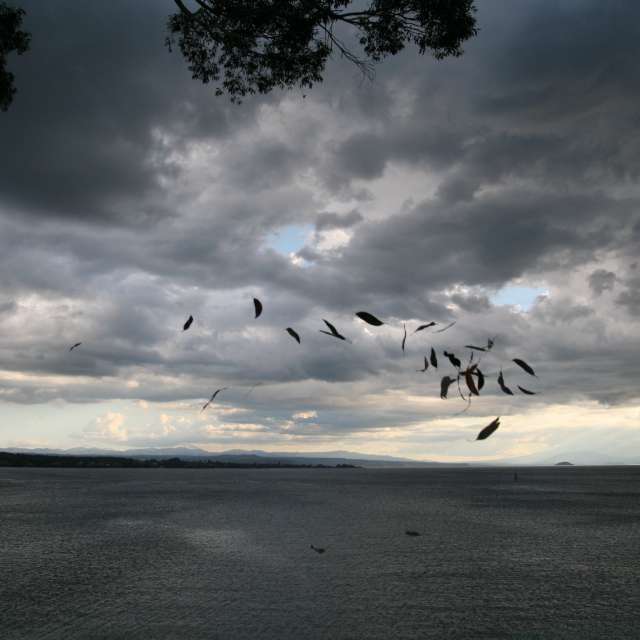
[1,467,639,639]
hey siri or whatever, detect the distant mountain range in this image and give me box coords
[2,446,467,468]
[3,446,637,467]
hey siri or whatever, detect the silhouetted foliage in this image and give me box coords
[475,416,499,441]
[0,2,30,111]
[513,358,536,376]
[320,318,347,340]
[166,0,478,102]
[356,310,384,326]
[497,369,514,396]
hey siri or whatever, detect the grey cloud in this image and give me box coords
[588,269,616,296]
[449,292,491,314]
[615,276,640,316]
[0,0,263,225]
[314,210,363,231]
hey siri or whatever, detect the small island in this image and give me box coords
[555,461,574,466]
[0,452,357,469]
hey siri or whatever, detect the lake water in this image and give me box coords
[1,466,639,639]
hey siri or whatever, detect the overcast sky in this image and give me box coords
[1,0,639,462]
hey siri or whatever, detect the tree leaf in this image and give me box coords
[465,370,479,396]
[321,319,346,340]
[474,368,485,390]
[513,358,536,376]
[498,370,514,395]
[434,321,456,333]
[253,298,263,319]
[465,344,486,352]
[430,347,438,368]
[476,417,500,441]
[414,322,436,333]
[183,315,194,331]
[355,311,384,326]
[417,356,429,372]
[202,387,228,411]
[286,327,301,343]
[518,386,537,395]
[440,376,456,399]
[443,351,461,369]
[401,323,407,352]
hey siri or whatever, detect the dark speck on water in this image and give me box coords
[1,466,639,639]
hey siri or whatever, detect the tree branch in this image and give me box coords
[173,0,193,16]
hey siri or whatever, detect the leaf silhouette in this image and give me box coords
[474,368,485,390]
[286,327,301,344]
[487,338,495,350]
[465,344,486,352]
[414,322,436,333]
[430,347,438,368]
[476,417,500,441]
[355,311,384,326]
[465,370,479,396]
[513,358,536,376]
[69,342,82,352]
[202,387,228,411]
[440,376,456,399]
[401,323,407,352]
[417,356,429,372]
[253,298,263,319]
[518,385,537,395]
[320,319,346,340]
[183,315,194,331]
[443,351,461,369]
[434,321,456,333]
[498,370,514,395]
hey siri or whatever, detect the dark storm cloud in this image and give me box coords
[0,0,262,225]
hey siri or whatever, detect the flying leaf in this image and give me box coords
[440,376,456,399]
[320,319,346,341]
[69,342,82,352]
[202,387,228,411]
[414,322,436,333]
[323,319,339,335]
[476,417,500,441]
[434,321,456,333]
[253,298,263,319]
[430,347,438,368]
[355,311,384,326]
[498,370,514,395]
[465,369,479,396]
[443,351,461,369]
[417,356,429,372]
[465,345,486,352]
[518,386,537,395]
[183,315,194,331]
[513,358,536,376]
[487,338,495,350]
[401,323,407,352]
[286,327,301,344]
[474,368,485,390]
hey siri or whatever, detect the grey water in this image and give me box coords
[1,467,639,639]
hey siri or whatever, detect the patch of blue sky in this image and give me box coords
[264,224,313,256]
[491,285,548,311]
